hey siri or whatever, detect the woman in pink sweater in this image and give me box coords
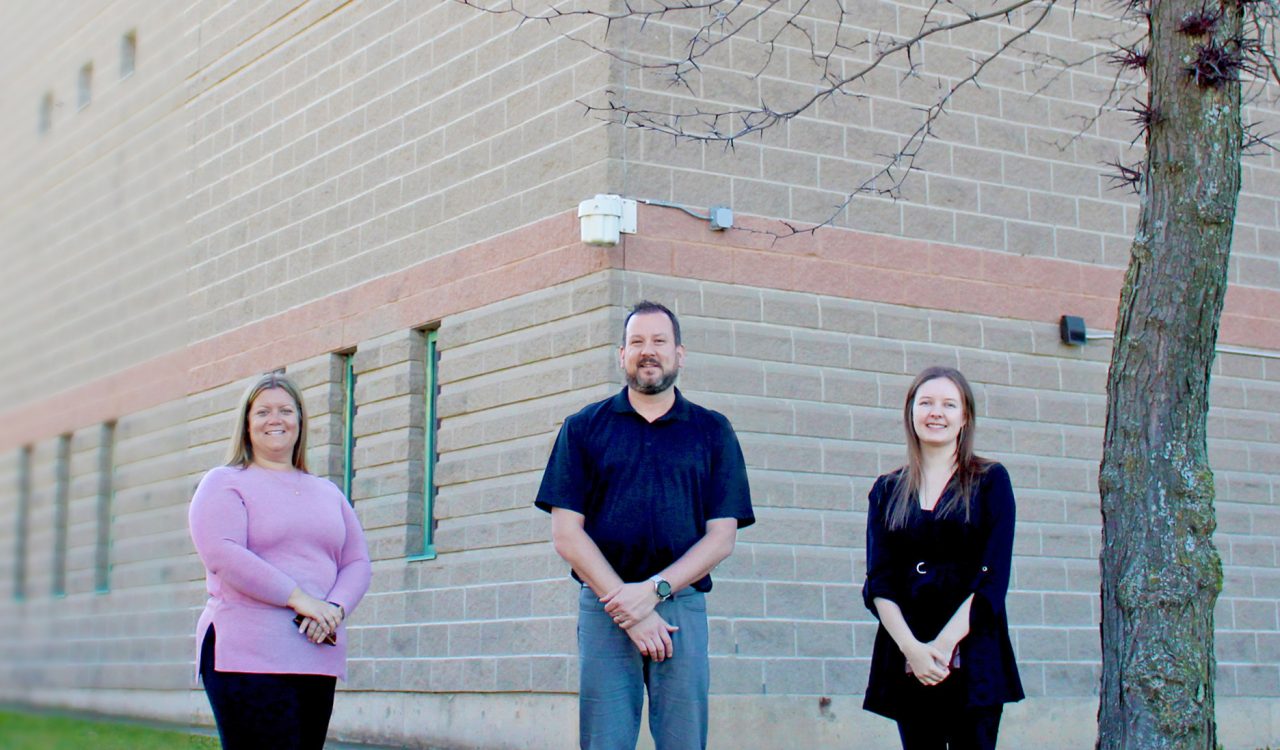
[189,372,371,750]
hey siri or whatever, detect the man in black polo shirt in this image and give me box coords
[535,300,754,750]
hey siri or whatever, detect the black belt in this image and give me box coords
[913,561,988,575]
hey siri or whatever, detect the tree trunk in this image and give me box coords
[1097,0,1240,747]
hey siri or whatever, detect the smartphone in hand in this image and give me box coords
[293,614,337,646]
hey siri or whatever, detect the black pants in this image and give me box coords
[199,625,337,750]
[897,705,1003,750]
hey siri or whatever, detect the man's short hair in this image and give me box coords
[623,300,681,346]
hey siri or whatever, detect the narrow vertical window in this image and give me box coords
[14,447,32,601]
[342,353,357,502]
[52,435,71,596]
[410,330,440,560]
[95,423,116,593]
[120,30,136,78]
[77,62,92,109]
[39,93,53,134]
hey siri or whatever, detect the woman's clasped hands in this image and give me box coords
[904,639,953,686]
[289,588,344,645]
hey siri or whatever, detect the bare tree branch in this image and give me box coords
[1247,0,1280,87]
[458,0,1275,237]
[591,0,1049,142]
[778,0,1060,235]
[460,0,1082,237]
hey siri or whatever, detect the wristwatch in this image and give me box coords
[649,575,673,601]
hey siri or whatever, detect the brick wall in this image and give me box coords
[2,0,1279,747]
[0,450,20,602]
[0,265,1276,747]
[182,0,612,347]
[2,0,613,413]
[623,273,1101,700]
[604,0,1280,292]
[0,0,191,409]
[340,276,622,703]
[0,399,195,719]
[4,0,1278,413]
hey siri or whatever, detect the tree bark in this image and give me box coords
[1097,0,1240,747]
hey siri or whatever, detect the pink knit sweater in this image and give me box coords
[189,465,371,679]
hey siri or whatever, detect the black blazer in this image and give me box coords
[862,463,1024,720]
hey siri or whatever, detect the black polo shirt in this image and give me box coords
[535,387,754,592]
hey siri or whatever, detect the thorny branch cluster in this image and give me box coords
[459,0,1280,233]
[1103,0,1280,188]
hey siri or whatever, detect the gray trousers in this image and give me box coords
[576,586,710,750]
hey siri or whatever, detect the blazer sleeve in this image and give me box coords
[325,495,372,617]
[967,463,1017,631]
[862,476,898,615]
[188,469,298,606]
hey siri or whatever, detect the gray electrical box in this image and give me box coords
[709,206,733,231]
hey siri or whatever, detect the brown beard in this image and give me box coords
[626,365,679,395]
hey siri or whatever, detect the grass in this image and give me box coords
[0,709,219,750]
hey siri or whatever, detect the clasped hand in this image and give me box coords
[600,582,658,629]
[288,589,343,645]
[905,640,953,686]
[623,611,679,661]
[600,582,678,661]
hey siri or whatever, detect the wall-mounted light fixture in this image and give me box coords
[1059,315,1091,346]
[578,194,637,246]
[1059,314,1279,360]
[577,194,735,246]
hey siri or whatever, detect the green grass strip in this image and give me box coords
[0,709,219,750]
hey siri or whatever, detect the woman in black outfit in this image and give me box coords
[863,366,1023,749]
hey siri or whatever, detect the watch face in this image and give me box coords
[656,580,672,598]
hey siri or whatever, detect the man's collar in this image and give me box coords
[610,386,690,422]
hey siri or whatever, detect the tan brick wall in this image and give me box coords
[63,425,109,597]
[0,0,192,409]
[2,0,1279,747]
[0,450,20,601]
[0,401,192,699]
[328,271,1273,747]
[601,0,1280,286]
[636,273,1277,704]
[97,401,196,690]
[19,439,61,601]
[0,268,1276,748]
[2,0,1280,414]
[353,329,429,564]
[4,0,1277,412]
[341,275,622,698]
[1,0,613,411]
[183,0,612,346]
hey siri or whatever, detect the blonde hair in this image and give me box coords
[224,372,309,472]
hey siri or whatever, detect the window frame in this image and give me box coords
[13,446,32,601]
[94,422,116,593]
[52,434,71,597]
[120,30,136,79]
[407,329,439,562]
[77,62,93,110]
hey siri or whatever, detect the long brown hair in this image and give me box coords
[885,366,989,530]
[224,372,309,472]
